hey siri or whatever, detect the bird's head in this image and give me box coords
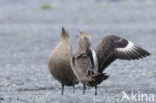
[60,27,70,41]
[78,31,92,51]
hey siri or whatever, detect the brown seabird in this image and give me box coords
[48,27,79,95]
[71,31,151,95]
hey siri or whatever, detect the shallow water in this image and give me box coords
[0,0,156,103]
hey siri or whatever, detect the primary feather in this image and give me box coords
[96,35,151,73]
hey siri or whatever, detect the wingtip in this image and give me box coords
[147,51,151,56]
[134,46,151,58]
[146,52,151,56]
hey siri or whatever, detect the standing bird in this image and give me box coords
[71,31,151,95]
[48,27,78,95]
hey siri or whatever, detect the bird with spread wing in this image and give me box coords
[71,31,151,95]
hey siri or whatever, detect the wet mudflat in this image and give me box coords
[0,0,156,103]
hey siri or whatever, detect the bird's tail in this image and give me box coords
[92,73,109,80]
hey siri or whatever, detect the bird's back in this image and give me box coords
[72,51,108,87]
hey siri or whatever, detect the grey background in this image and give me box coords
[0,0,156,103]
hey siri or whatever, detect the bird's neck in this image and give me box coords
[77,41,91,54]
[60,37,70,43]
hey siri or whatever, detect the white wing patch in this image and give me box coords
[116,41,135,52]
[91,47,98,73]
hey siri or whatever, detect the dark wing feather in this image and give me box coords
[96,35,151,73]
[88,50,94,67]
[96,35,116,73]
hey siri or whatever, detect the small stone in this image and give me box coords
[0,98,4,101]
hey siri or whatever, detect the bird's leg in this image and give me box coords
[95,85,97,95]
[61,84,64,95]
[83,85,86,94]
[73,84,75,94]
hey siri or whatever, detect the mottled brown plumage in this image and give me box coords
[71,31,151,95]
[48,27,78,94]
[71,31,108,95]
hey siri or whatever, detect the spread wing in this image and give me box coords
[95,35,151,73]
